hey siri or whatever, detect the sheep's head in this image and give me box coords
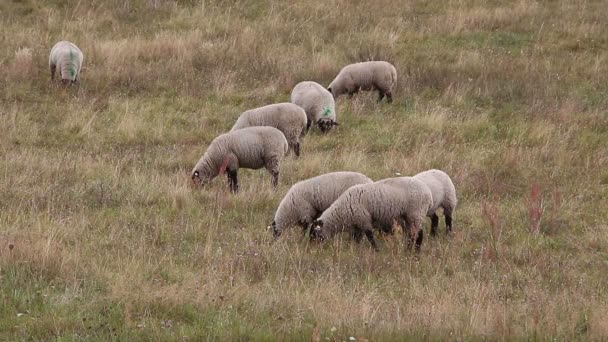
[309,219,326,242]
[269,220,281,238]
[61,78,77,86]
[191,170,211,188]
[317,119,339,133]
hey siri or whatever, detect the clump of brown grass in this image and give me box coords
[527,183,544,234]
[480,199,503,262]
[0,232,80,284]
[7,47,34,81]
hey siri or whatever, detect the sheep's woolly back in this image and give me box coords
[191,126,288,182]
[328,61,397,97]
[273,171,372,233]
[290,81,336,124]
[49,41,84,81]
[231,103,307,149]
[318,177,431,238]
[413,169,457,214]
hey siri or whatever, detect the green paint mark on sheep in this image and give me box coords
[322,107,332,117]
[69,49,75,78]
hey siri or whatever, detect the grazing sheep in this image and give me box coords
[270,171,373,238]
[327,61,397,102]
[413,169,457,235]
[310,177,432,251]
[290,81,338,133]
[191,127,288,192]
[49,41,83,85]
[231,103,307,157]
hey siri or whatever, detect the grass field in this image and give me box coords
[1,0,608,340]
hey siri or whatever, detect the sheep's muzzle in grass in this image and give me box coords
[309,220,326,242]
[191,171,201,187]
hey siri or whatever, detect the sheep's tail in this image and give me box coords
[390,64,398,87]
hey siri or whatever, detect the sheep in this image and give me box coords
[49,41,84,85]
[191,126,288,192]
[231,103,308,157]
[290,81,338,133]
[270,171,373,238]
[327,61,397,103]
[310,177,432,251]
[413,169,457,236]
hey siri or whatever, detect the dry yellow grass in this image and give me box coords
[1,0,607,340]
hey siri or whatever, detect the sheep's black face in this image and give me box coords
[270,220,281,238]
[317,120,338,134]
[327,87,335,99]
[310,219,325,242]
[191,170,204,187]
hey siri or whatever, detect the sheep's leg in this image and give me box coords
[405,228,415,250]
[445,214,453,234]
[293,142,301,158]
[306,119,312,132]
[301,222,312,237]
[270,170,279,188]
[402,215,414,249]
[397,218,408,236]
[430,213,439,236]
[50,65,56,81]
[386,91,393,103]
[377,90,385,102]
[364,230,379,252]
[410,219,424,252]
[404,216,423,251]
[264,157,280,188]
[227,169,239,193]
[443,206,453,234]
[415,228,424,252]
[352,229,363,243]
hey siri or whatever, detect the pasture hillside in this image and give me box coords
[1,0,607,340]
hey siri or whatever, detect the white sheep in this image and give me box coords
[310,177,432,251]
[290,81,338,133]
[49,41,84,85]
[191,126,288,192]
[231,103,308,157]
[270,171,373,238]
[327,61,397,102]
[413,169,457,235]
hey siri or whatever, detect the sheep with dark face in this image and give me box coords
[310,177,432,251]
[290,81,338,133]
[270,171,372,238]
[49,41,83,85]
[413,169,457,235]
[191,127,288,192]
[327,61,397,102]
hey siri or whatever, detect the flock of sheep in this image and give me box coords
[49,40,457,252]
